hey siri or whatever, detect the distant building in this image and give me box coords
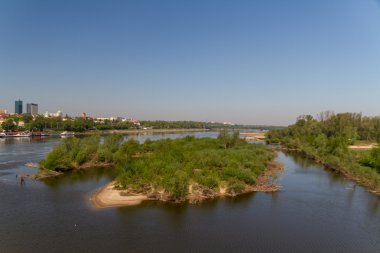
[26,103,38,116]
[0,108,7,114]
[95,117,120,122]
[44,110,63,118]
[15,100,23,114]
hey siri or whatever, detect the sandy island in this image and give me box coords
[91,160,283,209]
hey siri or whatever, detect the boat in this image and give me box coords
[31,132,50,137]
[0,131,32,138]
[14,132,32,137]
[60,131,75,137]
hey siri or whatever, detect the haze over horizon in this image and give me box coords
[1,0,379,125]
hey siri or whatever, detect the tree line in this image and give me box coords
[1,115,282,132]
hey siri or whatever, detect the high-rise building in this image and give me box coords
[27,103,38,116]
[15,100,23,114]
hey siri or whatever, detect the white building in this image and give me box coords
[44,110,63,118]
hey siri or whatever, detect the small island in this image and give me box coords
[38,131,282,207]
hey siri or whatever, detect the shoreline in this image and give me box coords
[76,128,210,136]
[282,148,380,196]
[90,159,283,209]
[91,182,149,208]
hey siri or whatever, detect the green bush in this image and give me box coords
[197,174,219,189]
[227,179,246,194]
[41,144,72,171]
[164,171,189,200]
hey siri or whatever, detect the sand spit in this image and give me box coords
[348,144,377,150]
[240,132,266,141]
[91,182,148,208]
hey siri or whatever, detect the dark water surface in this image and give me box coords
[1,132,380,253]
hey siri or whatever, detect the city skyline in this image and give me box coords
[1,0,380,125]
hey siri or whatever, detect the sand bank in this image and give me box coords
[348,144,377,150]
[91,182,148,208]
[240,132,266,141]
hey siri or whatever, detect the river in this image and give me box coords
[0,132,379,253]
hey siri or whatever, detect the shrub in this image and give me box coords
[227,179,246,194]
[164,171,189,200]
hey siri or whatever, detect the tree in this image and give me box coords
[1,119,16,131]
[22,114,33,123]
[31,116,45,131]
[73,118,85,132]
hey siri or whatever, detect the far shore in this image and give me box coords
[90,160,283,209]
[74,128,210,136]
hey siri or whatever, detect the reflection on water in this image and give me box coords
[41,167,120,188]
[0,132,380,253]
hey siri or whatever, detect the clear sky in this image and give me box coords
[0,0,379,125]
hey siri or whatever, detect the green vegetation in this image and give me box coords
[40,135,123,171]
[40,131,276,201]
[0,115,96,132]
[116,133,274,200]
[1,118,17,131]
[267,111,380,193]
[358,148,380,173]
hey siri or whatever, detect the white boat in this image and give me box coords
[14,132,32,137]
[60,131,75,137]
[0,132,32,138]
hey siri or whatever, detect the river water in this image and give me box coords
[0,132,379,253]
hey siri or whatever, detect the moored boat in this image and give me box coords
[60,131,75,137]
[31,132,50,137]
[14,132,32,137]
[0,131,32,137]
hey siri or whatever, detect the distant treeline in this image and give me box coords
[1,115,283,132]
[267,111,380,193]
[139,120,283,130]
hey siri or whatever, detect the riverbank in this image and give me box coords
[76,128,210,136]
[281,147,380,196]
[91,160,283,208]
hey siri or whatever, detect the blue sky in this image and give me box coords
[0,0,379,125]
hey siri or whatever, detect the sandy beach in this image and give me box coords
[240,132,266,141]
[348,144,377,150]
[91,182,148,208]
